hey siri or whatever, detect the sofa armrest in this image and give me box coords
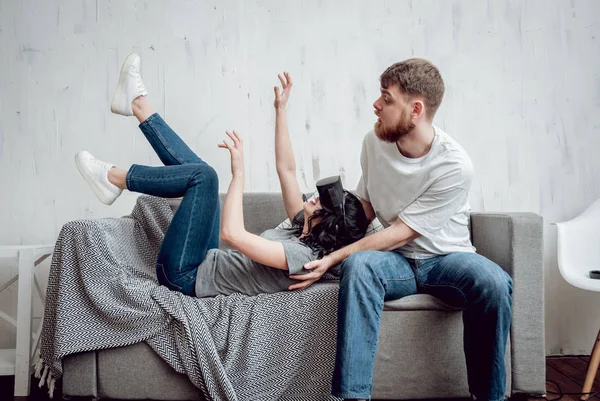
[45,217,139,399]
[470,212,545,395]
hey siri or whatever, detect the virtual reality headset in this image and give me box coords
[315,175,346,216]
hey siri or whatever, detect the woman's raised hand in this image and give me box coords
[218,130,245,177]
[274,72,293,110]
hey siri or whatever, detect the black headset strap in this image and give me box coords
[327,188,347,231]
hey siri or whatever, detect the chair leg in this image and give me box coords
[581,327,600,400]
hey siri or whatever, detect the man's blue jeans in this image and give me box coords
[125,113,220,296]
[332,251,513,401]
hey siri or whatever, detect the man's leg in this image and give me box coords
[417,252,513,401]
[332,250,417,400]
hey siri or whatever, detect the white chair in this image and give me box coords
[554,198,600,400]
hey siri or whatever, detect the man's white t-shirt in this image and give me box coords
[356,125,476,259]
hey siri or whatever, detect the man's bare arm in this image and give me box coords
[325,217,420,266]
[359,197,376,222]
[288,217,420,290]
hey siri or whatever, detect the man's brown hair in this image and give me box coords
[380,58,445,120]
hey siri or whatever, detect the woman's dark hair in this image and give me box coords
[292,191,369,258]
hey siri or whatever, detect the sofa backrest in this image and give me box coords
[167,194,292,248]
[167,194,473,247]
[221,193,291,234]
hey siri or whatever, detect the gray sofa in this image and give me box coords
[61,193,545,400]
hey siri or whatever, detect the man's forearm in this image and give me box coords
[328,223,414,265]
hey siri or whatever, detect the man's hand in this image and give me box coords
[274,72,292,110]
[288,255,336,291]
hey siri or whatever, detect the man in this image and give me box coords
[289,58,512,401]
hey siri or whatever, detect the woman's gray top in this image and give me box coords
[194,228,319,298]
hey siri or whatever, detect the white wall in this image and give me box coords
[1,0,599,355]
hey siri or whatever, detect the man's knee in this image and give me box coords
[476,264,513,303]
[339,251,380,282]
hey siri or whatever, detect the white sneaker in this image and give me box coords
[74,151,123,205]
[110,53,148,116]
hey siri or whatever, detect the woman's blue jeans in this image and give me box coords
[125,113,220,296]
[332,251,513,401]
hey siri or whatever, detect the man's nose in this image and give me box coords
[373,98,382,111]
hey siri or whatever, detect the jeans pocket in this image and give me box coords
[156,263,184,291]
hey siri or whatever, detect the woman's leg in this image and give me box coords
[101,54,220,296]
[101,160,221,296]
[132,97,204,166]
[111,53,203,167]
[126,162,221,296]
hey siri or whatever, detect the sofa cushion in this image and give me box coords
[97,342,205,401]
[384,293,463,311]
[62,351,97,397]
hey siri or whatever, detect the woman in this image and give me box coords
[76,54,368,298]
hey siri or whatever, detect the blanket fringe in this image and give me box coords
[40,365,49,386]
[33,351,56,399]
[33,349,43,378]
[48,370,55,398]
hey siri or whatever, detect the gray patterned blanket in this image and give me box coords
[37,195,341,400]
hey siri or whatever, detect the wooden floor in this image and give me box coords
[0,356,598,401]
[541,356,600,401]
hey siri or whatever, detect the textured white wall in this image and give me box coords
[1,0,599,355]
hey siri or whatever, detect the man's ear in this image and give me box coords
[411,100,425,119]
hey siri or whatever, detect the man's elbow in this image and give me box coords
[387,221,420,250]
[384,237,412,252]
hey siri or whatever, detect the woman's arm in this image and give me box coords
[218,130,289,270]
[274,72,304,221]
[225,231,288,270]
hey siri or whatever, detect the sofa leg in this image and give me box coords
[581,327,600,400]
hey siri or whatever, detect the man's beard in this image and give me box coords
[374,112,415,143]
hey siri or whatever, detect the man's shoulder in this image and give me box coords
[360,130,378,155]
[362,129,385,151]
[363,129,376,143]
[433,126,473,164]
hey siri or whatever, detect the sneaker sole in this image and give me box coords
[110,53,139,115]
[74,153,116,205]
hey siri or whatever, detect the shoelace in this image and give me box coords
[128,67,146,93]
[90,157,109,171]
[90,158,120,191]
[136,76,145,92]
[132,69,146,93]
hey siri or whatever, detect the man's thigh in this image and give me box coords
[417,252,512,308]
[340,250,418,301]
